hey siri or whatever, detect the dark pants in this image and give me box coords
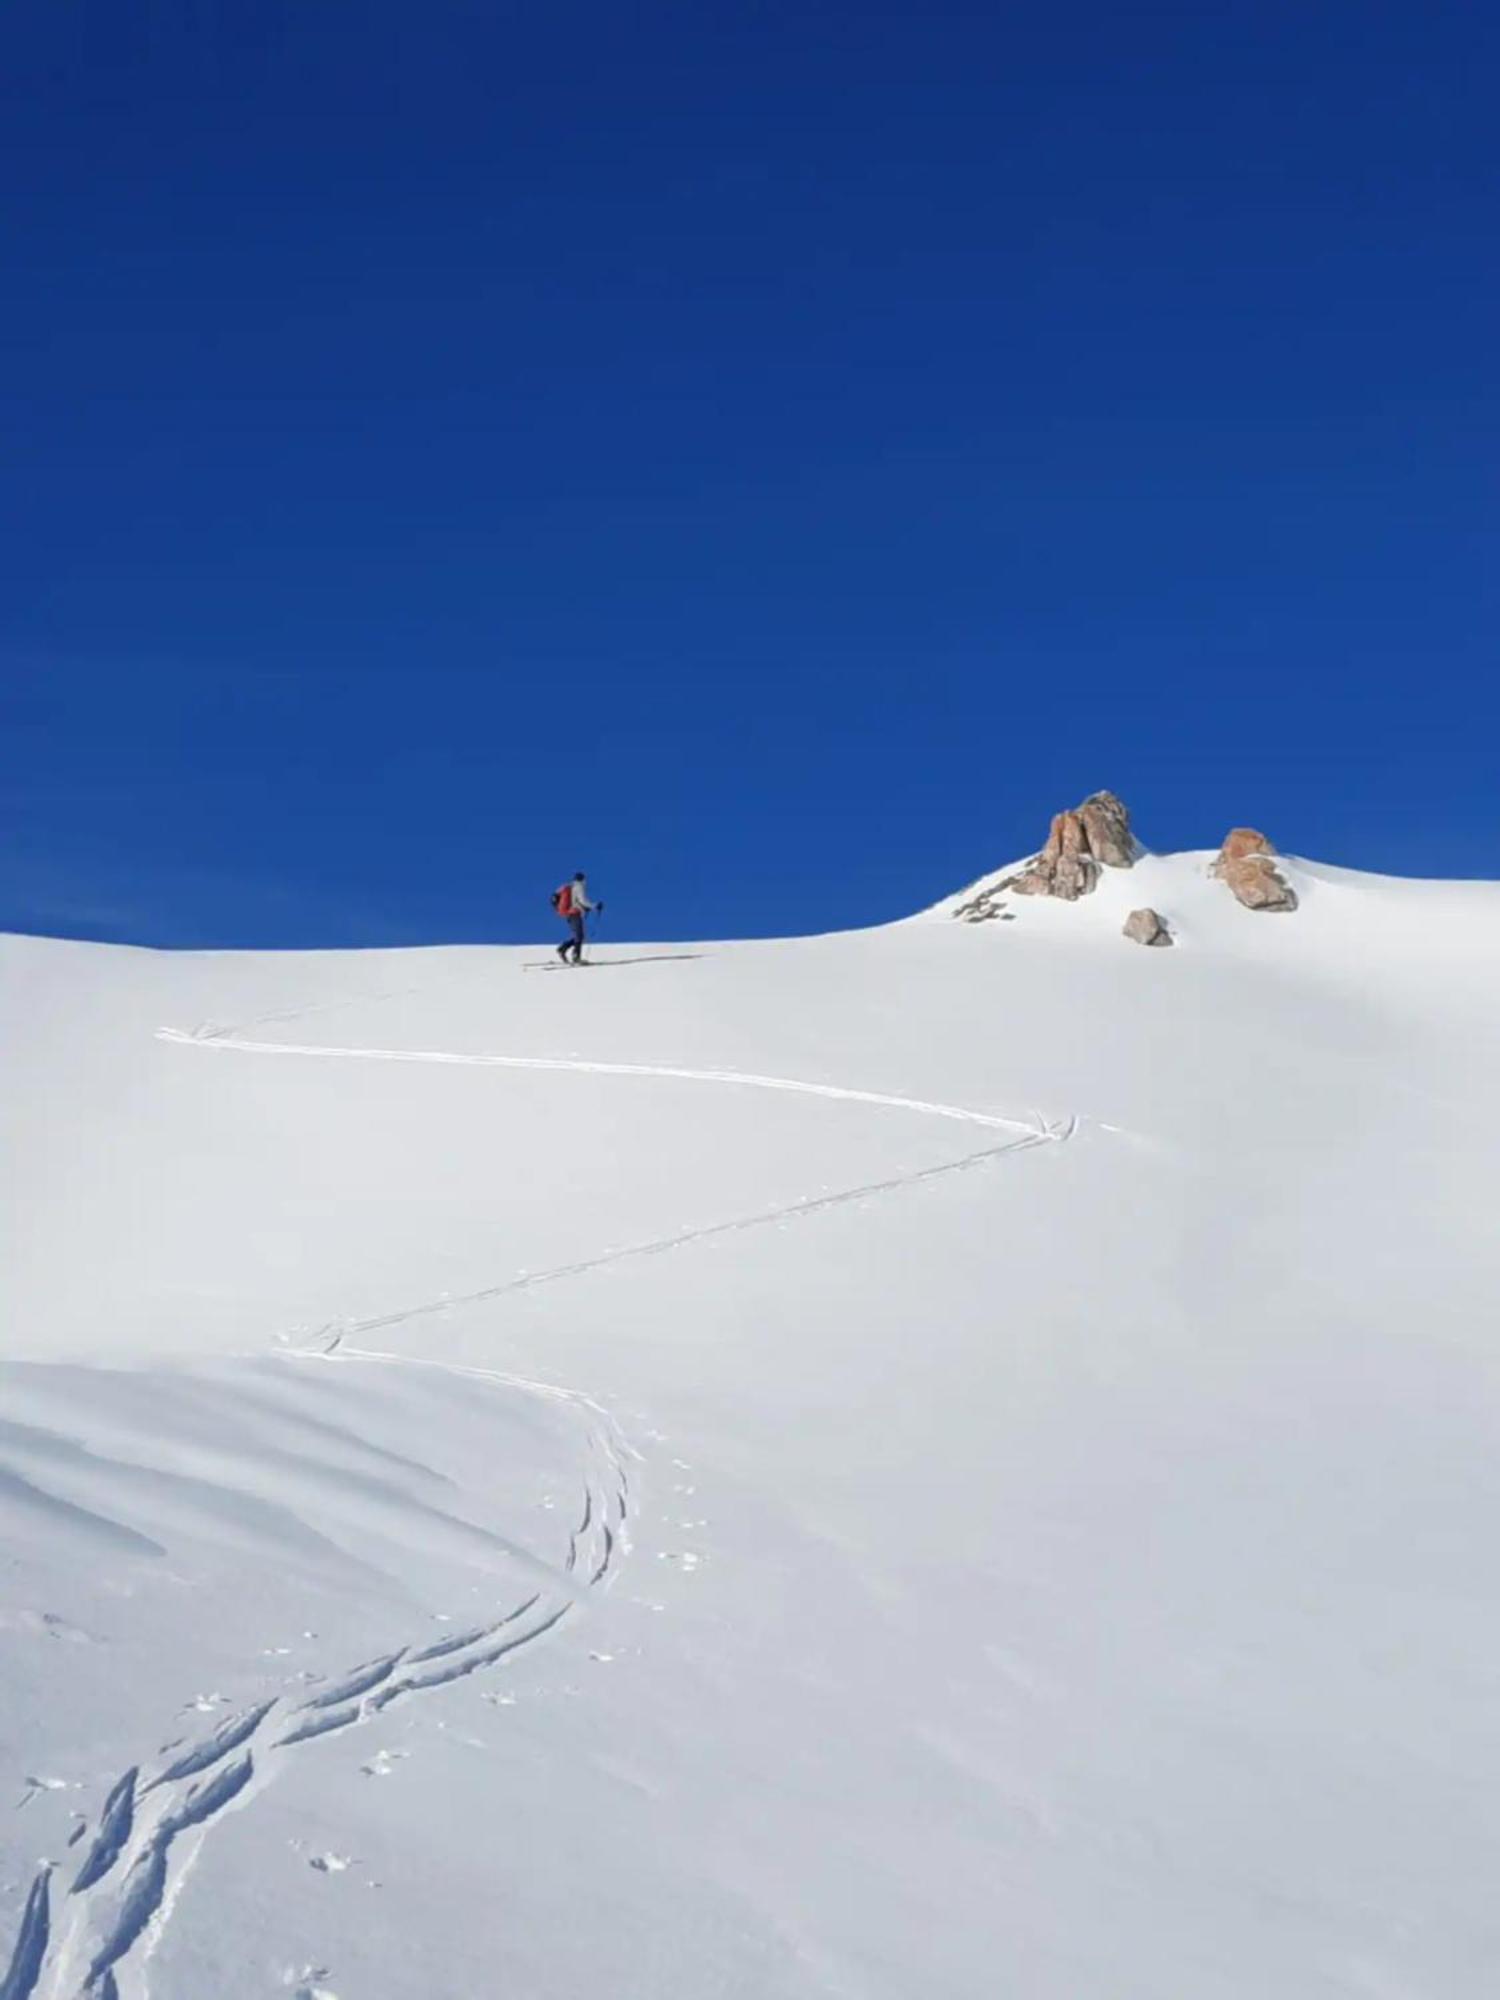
[558,912,585,962]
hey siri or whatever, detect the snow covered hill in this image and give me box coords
[3,849,1499,1999]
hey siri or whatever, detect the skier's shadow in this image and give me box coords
[580,953,708,968]
[525,953,708,970]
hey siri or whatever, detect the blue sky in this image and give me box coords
[3,1,1495,947]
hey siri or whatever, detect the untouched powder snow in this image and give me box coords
[3,850,1500,1998]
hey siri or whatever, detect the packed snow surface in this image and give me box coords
[3,850,1499,1998]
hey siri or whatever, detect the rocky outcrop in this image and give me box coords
[1212,829,1298,912]
[1012,791,1138,902]
[1122,907,1172,947]
[1076,791,1136,870]
[1013,811,1098,901]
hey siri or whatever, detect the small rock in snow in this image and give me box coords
[1122,907,1172,947]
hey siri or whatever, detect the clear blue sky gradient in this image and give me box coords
[3,2,1495,946]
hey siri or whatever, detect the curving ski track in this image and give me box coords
[0,1359,633,2000]
[0,1026,1075,1993]
[161,1025,1070,1350]
[156,1024,1051,1138]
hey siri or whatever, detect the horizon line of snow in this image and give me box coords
[156,1026,1048,1137]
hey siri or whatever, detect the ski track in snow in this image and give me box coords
[162,1023,1071,1352]
[156,1023,1051,1138]
[185,982,426,1045]
[0,1021,1074,1994]
[289,1123,1065,1354]
[0,1360,633,2000]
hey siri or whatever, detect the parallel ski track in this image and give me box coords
[1,1356,632,2000]
[0,1026,1075,1993]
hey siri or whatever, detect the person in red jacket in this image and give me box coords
[552,871,602,964]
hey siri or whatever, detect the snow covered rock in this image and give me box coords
[1013,791,1137,901]
[1122,906,1172,946]
[1213,828,1299,911]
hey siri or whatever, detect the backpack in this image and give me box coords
[551,882,575,918]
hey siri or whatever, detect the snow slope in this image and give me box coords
[3,850,1499,1999]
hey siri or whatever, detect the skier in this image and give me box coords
[552,871,603,965]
